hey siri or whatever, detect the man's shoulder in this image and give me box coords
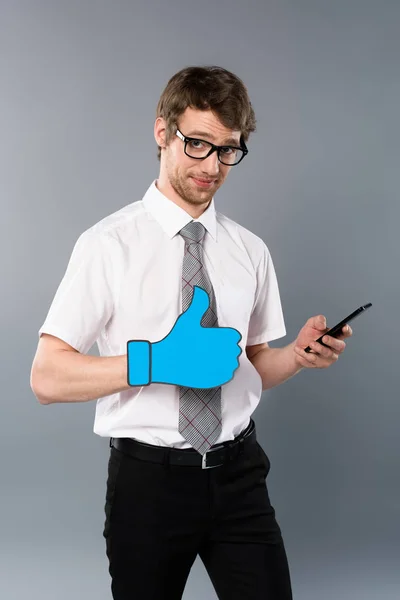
[216,210,267,254]
[79,198,145,243]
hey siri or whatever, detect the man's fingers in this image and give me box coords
[294,346,318,366]
[320,336,346,352]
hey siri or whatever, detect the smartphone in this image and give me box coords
[304,303,372,353]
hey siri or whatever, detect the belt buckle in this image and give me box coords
[202,449,223,469]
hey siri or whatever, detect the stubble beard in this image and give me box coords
[169,169,219,207]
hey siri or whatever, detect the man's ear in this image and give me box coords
[154,117,167,149]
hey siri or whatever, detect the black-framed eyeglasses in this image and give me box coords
[175,129,248,166]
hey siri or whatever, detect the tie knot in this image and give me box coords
[179,221,205,244]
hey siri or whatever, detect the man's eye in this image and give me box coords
[189,140,204,149]
[221,147,234,155]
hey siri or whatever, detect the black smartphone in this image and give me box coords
[304,303,372,353]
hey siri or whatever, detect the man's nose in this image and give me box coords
[200,150,220,175]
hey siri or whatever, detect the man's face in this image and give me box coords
[159,107,242,208]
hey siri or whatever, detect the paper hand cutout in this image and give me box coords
[127,286,242,388]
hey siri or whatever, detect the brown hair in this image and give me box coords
[155,65,256,161]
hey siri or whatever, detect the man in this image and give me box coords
[30,65,352,599]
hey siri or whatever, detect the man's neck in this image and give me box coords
[155,179,210,220]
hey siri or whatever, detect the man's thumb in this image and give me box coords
[183,286,210,325]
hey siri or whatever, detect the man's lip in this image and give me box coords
[191,177,215,183]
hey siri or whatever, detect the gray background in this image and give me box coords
[1,0,398,598]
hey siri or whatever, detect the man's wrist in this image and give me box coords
[289,340,304,372]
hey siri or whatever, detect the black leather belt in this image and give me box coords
[110,419,257,469]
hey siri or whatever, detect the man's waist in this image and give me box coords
[97,418,252,449]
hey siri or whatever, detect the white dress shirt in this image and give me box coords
[38,180,287,447]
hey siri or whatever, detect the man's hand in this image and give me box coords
[293,315,353,369]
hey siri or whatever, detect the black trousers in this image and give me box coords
[102,430,293,599]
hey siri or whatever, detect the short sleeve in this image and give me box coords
[38,231,118,354]
[246,242,286,345]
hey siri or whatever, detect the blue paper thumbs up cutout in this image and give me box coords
[127,286,242,388]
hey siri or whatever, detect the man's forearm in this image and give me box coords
[32,338,303,405]
[250,340,303,391]
[32,352,130,404]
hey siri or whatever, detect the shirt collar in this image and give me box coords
[142,180,218,241]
